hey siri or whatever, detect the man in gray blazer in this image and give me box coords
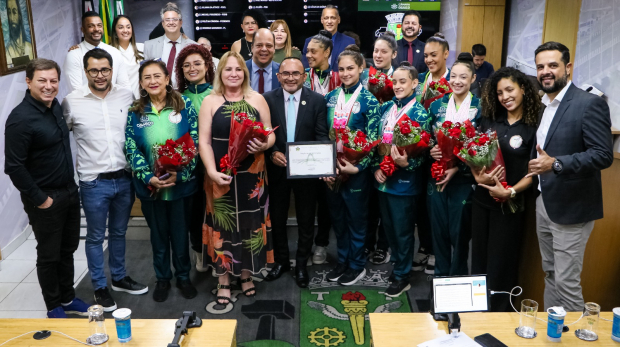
[143,2,195,87]
[527,42,613,311]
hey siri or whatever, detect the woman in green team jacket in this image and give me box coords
[126,59,199,303]
[175,44,215,273]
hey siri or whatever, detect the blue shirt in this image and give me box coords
[251,60,273,93]
[475,61,495,81]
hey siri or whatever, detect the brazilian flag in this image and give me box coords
[99,0,124,43]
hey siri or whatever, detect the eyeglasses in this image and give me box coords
[182,61,205,70]
[164,18,180,23]
[86,68,112,78]
[278,71,304,78]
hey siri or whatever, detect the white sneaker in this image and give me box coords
[424,255,435,275]
[312,246,327,264]
[195,251,209,273]
[412,249,429,271]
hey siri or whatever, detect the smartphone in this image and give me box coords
[474,333,508,347]
[158,173,171,180]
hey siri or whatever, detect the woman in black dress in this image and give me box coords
[198,51,275,305]
[231,9,267,61]
[471,67,541,311]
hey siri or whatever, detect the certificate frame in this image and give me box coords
[286,141,337,179]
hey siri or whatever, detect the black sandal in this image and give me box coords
[240,277,256,297]
[216,283,232,305]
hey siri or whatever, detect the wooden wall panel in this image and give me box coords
[542,0,582,66]
[482,5,505,69]
[484,0,506,5]
[460,6,485,57]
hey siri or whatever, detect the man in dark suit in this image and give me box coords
[262,57,329,287]
[301,5,356,69]
[527,42,613,311]
[394,10,427,74]
[245,28,280,94]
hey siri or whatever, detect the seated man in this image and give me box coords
[472,43,495,81]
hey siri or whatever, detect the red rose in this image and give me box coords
[165,139,176,147]
[237,112,248,120]
[465,126,476,138]
[410,120,420,128]
[342,135,349,144]
[243,118,254,127]
[442,121,453,129]
[254,121,264,129]
[356,130,366,139]
[478,137,487,146]
[448,128,462,138]
[468,148,477,157]
[467,141,476,149]
[400,123,412,135]
[429,81,436,89]
[421,131,430,144]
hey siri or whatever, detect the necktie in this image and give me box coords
[166,41,177,75]
[407,42,414,64]
[287,94,296,142]
[258,68,265,94]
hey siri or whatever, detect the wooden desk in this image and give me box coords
[369,312,617,346]
[0,318,236,346]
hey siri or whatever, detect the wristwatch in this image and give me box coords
[508,187,516,199]
[552,159,563,174]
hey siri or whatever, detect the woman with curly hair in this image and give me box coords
[471,67,541,311]
[175,44,215,272]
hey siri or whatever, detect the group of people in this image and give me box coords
[4,3,612,321]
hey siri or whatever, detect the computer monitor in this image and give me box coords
[432,275,490,314]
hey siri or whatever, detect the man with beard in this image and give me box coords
[63,11,129,92]
[394,10,427,74]
[245,28,280,94]
[4,0,33,68]
[62,49,147,312]
[526,41,613,311]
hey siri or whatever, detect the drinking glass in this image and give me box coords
[87,305,109,345]
[515,299,538,338]
[575,302,600,341]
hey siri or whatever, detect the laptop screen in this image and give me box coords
[433,275,489,313]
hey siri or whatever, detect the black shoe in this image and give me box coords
[264,263,290,281]
[433,313,449,321]
[370,249,390,264]
[327,263,348,282]
[295,267,309,288]
[387,273,396,284]
[176,279,197,299]
[94,287,117,312]
[153,281,171,302]
[385,279,411,297]
[112,276,148,295]
[338,268,367,286]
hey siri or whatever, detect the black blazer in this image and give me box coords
[264,86,330,182]
[532,83,613,224]
[394,38,427,74]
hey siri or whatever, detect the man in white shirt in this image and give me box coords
[63,11,130,93]
[197,37,219,70]
[62,49,147,312]
[527,42,613,311]
[143,2,196,87]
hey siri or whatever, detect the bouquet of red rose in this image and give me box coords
[430,120,475,182]
[456,131,518,212]
[422,77,451,110]
[378,119,432,177]
[219,111,277,176]
[151,132,197,178]
[331,127,380,190]
[367,66,394,104]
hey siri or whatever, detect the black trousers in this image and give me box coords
[471,200,524,312]
[366,188,388,252]
[269,177,318,267]
[314,181,331,247]
[189,169,205,253]
[21,184,81,311]
[416,163,433,254]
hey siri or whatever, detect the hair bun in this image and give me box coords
[318,30,333,40]
[457,52,474,62]
[382,31,396,39]
[344,44,360,53]
[433,32,446,39]
[399,61,412,67]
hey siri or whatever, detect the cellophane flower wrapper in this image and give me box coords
[367,66,395,104]
[219,111,277,176]
[422,77,452,110]
[331,127,379,191]
[431,120,475,182]
[151,132,197,178]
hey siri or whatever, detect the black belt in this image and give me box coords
[98,169,130,180]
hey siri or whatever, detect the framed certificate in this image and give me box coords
[286,141,337,179]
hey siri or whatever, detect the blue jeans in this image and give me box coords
[80,175,135,290]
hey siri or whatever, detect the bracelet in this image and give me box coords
[508,187,516,199]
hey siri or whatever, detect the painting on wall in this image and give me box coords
[0,0,36,75]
